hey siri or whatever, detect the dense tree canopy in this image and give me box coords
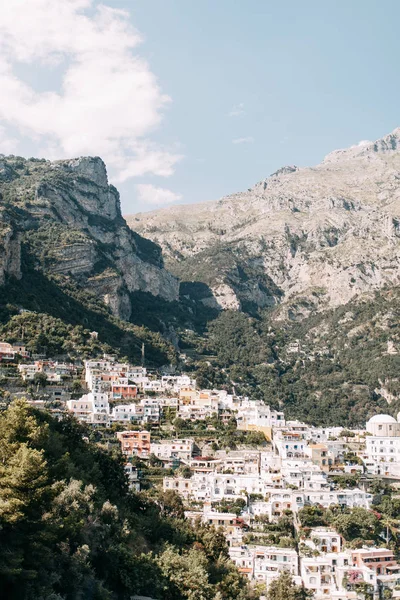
[0,400,256,600]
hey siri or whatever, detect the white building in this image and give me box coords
[365,414,400,477]
[214,450,262,476]
[253,546,298,587]
[303,527,342,554]
[67,392,109,424]
[300,552,352,599]
[163,476,192,498]
[237,401,285,430]
[280,459,329,490]
[274,430,308,459]
[111,403,140,423]
[229,545,298,588]
[150,439,194,461]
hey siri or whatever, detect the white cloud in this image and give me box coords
[229,103,245,117]
[136,183,182,207]
[0,0,182,181]
[232,136,254,144]
[0,125,19,154]
[114,141,183,183]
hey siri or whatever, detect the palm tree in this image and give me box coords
[381,515,399,545]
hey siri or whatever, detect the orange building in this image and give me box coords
[352,549,399,576]
[112,384,138,400]
[116,430,151,458]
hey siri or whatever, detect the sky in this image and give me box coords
[0,0,399,214]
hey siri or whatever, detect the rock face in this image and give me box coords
[0,218,21,285]
[0,155,178,319]
[127,127,400,316]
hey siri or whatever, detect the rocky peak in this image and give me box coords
[0,158,18,182]
[51,156,120,221]
[59,156,109,187]
[0,154,179,319]
[271,165,299,178]
[127,126,400,316]
[323,126,400,163]
[254,165,300,192]
[369,127,400,154]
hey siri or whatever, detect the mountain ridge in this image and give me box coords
[127,127,400,317]
[0,154,179,321]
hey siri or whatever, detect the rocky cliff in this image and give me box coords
[127,127,400,317]
[0,155,178,319]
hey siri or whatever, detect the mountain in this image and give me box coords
[0,155,178,321]
[127,128,400,317]
[2,138,400,424]
[0,155,182,365]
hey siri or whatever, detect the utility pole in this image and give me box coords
[141,343,145,367]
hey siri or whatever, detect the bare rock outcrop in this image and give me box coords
[0,155,178,319]
[127,127,400,317]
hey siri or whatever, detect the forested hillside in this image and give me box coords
[0,400,257,600]
[0,260,176,366]
[187,287,400,426]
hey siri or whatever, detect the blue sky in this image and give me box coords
[0,1,399,214]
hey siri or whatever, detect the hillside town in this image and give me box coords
[1,347,400,600]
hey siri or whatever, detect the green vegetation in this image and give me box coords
[328,473,361,489]
[212,498,246,516]
[0,262,176,365]
[244,513,296,547]
[267,571,312,600]
[298,490,400,550]
[0,154,185,368]
[0,400,258,600]
[3,155,400,425]
[167,242,282,315]
[187,287,400,426]
[170,414,266,448]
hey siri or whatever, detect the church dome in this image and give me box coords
[367,414,397,424]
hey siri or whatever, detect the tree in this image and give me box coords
[331,508,380,542]
[158,544,213,600]
[72,379,83,393]
[194,521,229,562]
[33,371,48,388]
[173,417,186,434]
[268,571,312,600]
[177,464,192,479]
[0,443,49,523]
[149,452,163,467]
[155,489,186,520]
[380,515,399,545]
[298,506,327,528]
